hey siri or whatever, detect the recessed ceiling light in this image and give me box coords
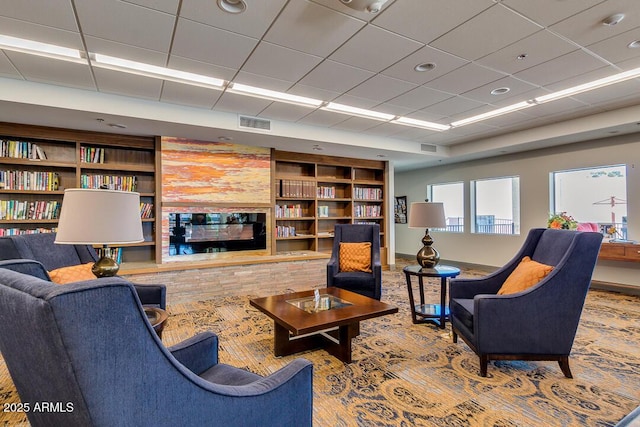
[628,40,640,49]
[217,0,246,14]
[602,13,625,26]
[414,62,436,72]
[516,53,528,60]
[490,87,510,96]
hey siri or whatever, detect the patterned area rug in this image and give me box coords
[1,261,639,426]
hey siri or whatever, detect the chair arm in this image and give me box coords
[327,257,339,286]
[0,259,51,281]
[168,332,219,375]
[133,283,167,309]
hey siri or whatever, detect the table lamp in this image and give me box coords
[55,188,144,277]
[408,201,446,268]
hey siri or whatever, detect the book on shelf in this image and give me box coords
[0,139,47,160]
[139,202,154,219]
[0,227,57,236]
[317,205,329,217]
[80,174,137,192]
[354,204,381,217]
[0,200,60,220]
[96,246,123,264]
[354,187,382,200]
[276,225,296,238]
[317,185,336,199]
[0,170,60,191]
[278,179,315,198]
[80,146,105,164]
[276,203,305,218]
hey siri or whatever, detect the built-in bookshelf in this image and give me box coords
[273,151,387,264]
[0,122,158,263]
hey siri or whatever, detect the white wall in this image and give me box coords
[394,133,640,288]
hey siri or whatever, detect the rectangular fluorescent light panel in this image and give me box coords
[0,35,83,63]
[451,101,533,127]
[534,66,640,104]
[91,53,226,89]
[322,102,395,121]
[229,83,323,107]
[392,116,450,131]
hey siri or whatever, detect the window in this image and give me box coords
[471,176,520,235]
[428,182,464,232]
[551,165,627,238]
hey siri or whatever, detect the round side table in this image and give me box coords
[403,265,460,328]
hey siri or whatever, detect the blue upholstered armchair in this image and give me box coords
[449,228,602,377]
[327,224,382,300]
[0,267,313,427]
[0,232,166,308]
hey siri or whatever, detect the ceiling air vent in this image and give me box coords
[421,143,437,153]
[239,115,271,131]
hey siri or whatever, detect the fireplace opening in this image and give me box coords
[168,212,267,257]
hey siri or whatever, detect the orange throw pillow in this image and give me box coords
[497,256,553,295]
[339,242,372,273]
[49,263,97,285]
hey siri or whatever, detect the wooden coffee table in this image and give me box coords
[250,287,398,363]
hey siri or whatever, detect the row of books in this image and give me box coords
[354,187,382,200]
[354,204,382,218]
[80,146,105,164]
[0,227,56,236]
[96,247,123,264]
[140,202,154,219]
[317,185,338,199]
[275,204,308,218]
[317,205,330,217]
[275,225,298,238]
[0,170,60,191]
[0,200,60,220]
[277,179,316,198]
[0,139,47,160]
[80,174,137,192]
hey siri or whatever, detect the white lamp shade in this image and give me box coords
[408,202,446,229]
[55,189,144,245]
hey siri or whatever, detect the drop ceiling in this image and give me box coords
[1,0,640,170]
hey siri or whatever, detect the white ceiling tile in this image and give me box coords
[331,94,381,109]
[524,97,589,118]
[0,53,21,79]
[476,30,578,74]
[74,0,175,52]
[420,96,487,118]
[330,116,382,132]
[93,68,161,100]
[296,109,350,127]
[381,45,468,85]
[502,0,606,27]
[213,92,273,116]
[259,103,317,122]
[287,84,341,103]
[297,60,374,93]
[425,63,505,94]
[241,41,323,83]
[180,0,288,39]
[570,78,640,105]
[0,16,82,49]
[85,36,168,66]
[461,76,539,104]
[122,0,179,15]
[5,51,95,90]
[430,5,541,61]
[374,0,494,44]
[402,109,448,123]
[0,0,78,31]
[159,81,221,109]
[514,50,609,86]
[168,56,237,81]
[232,71,294,92]
[310,0,395,21]
[587,27,640,64]
[264,0,366,57]
[386,86,452,111]
[329,25,423,72]
[172,18,258,69]
[549,0,640,46]
[347,74,417,103]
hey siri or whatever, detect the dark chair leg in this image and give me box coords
[558,357,573,378]
[479,355,489,377]
[452,330,458,343]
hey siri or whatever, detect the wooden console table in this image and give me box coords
[598,242,640,262]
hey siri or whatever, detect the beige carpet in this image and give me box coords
[1,261,639,426]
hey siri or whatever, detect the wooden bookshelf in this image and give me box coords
[0,122,158,263]
[273,151,388,265]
